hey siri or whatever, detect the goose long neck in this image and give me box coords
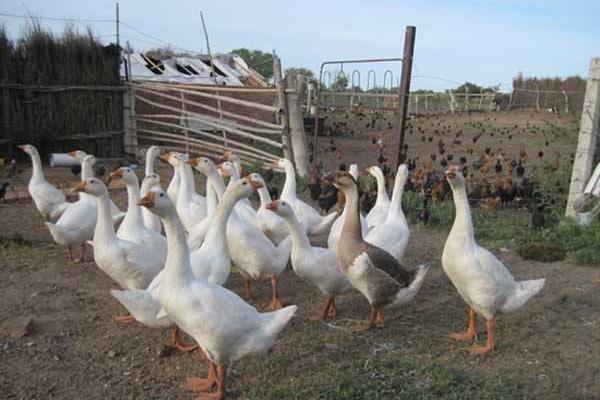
[29,152,44,182]
[161,209,193,286]
[374,170,389,204]
[206,168,226,201]
[167,168,180,197]
[178,164,195,202]
[284,212,311,250]
[282,162,296,199]
[94,191,116,242]
[145,151,155,175]
[388,174,407,220]
[258,187,272,206]
[204,188,239,244]
[124,180,144,227]
[340,186,363,242]
[450,183,474,239]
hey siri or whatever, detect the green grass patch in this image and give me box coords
[249,356,526,400]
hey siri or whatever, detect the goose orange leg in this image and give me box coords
[266,275,283,310]
[66,245,74,261]
[113,314,135,324]
[375,305,384,328]
[326,297,338,320]
[185,360,216,393]
[185,362,226,400]
[172,326,199,353]
[351,305,377,332]
[74,244,85,263]
[468,318,496,355]
[321,297,334,321]
[243,277,254,301]
[449,307,477,341]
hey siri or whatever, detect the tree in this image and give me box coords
[330,73,348,91]
[230,48,273,80]
[451,81,494,94]
[285,67,317,85]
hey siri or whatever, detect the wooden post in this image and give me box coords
[123,83,138,157]
[566,58,600,217]
[449,92,455,114]
[273,53,294,162]
[180,92,190,153]
[464,86,469,111]
[395,25,416,167]
[424,94,428,113]
[562,90,569,114]
[535,83,541,112]
[306,82,314,114]
[286,73,310,177]
[478,88,484,110]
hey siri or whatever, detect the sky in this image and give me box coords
[1,0,599,91]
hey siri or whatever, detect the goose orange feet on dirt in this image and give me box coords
[468,318,496,355]
[449,307,477,341]
[265,276,283,310]
[113,314,135,324]
[243,278,254,301]
[172,327,199,353]
[351,305,377,332]
[185,362,225,400]
[185,362,216,392]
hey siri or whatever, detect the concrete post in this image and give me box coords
[566,58,600,217]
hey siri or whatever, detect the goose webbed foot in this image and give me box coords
[185,362,216,393]
[73,244,86,263]
[350,305,377,331]
[448,307,477,342]
[468,318,495,356]
[113,314,135,324]
[185,363,225,400]
[172,326,199,353]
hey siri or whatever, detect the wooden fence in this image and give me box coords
[128,81,285,167]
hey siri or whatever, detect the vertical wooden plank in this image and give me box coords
[273,53,294,162]
[395,25,416,167]
[286,73,309,177]
[180,91,190,154]
[566,58,600,217]
[123,84,138,157]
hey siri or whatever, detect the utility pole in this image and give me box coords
[395,26,416,168]
[115,2,120,48]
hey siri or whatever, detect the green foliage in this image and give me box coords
[451,82,495,94]
[230,48,273,79]
[330,73,348,92]
[249,356,524,400]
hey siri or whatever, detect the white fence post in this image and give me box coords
[566,58,600,217]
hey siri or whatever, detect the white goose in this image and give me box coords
[275,157,338,236]
[442,165,545,355]
[110,167,167,264]
[162,151,181,204]
[365,165,391,229]
[139,185,297,400]
[366,164,410,262]
[18,144,69,221]
[168,153,207,232]
[219,151,252,207]
[218,161,258,228]
[74,178,163,322]
[268,200,352,320]
[111,177,255,351]
[68,150,125,222]
[141,145,162,232]
[45,155,98,262]
[252,173,290,245]
[327,164,368,253]
[194,157,292,308]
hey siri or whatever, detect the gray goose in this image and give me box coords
[334,172,429,330]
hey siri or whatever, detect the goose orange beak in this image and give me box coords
[109,168,124,178]
[138,191,155,208]
[244,176,264,190]
[266,201,278,212]
[159,152,171,163]
[72,181,87,192]
[217,163,230,177]
[18,145,27,151]
[68,150,78,158]
[187,158,200,167]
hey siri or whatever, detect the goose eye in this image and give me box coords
[243,181,248,185]
[160,193,164,197]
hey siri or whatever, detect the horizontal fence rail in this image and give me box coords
[128,81,284,167]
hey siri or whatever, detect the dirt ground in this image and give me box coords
[314,108,577,178]
[1,166,599,399]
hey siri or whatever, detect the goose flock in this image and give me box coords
[18,144,546,399]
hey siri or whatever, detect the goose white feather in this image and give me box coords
[365,165,391,229]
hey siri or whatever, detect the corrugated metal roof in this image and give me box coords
[122,53,267,87]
